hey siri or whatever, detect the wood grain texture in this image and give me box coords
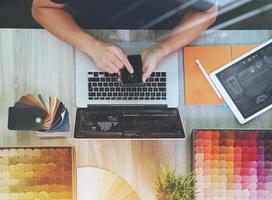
[0,29,271,200]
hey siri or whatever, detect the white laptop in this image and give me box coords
[74,42,184,138]
[76,42,179,108]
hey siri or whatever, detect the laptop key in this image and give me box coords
[162,72,166,77]
[102,92,107,96]
[89,78,99,82]
[105,88,109,92]
[162,92,166,96]
[160,78,166,82]
[158,83,166,87]
[159,88,166,92]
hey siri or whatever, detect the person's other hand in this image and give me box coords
[88,40,134,74]
[141,47,165,82]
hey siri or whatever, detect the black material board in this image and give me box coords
[8,107,44,130]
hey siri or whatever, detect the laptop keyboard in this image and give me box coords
[88,72,167,100]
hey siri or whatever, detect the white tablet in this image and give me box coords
[210,39,272,124]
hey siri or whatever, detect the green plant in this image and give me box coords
[153,166,195,200]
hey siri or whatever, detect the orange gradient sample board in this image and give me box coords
[0,147,74,200]
[183,45,256,105]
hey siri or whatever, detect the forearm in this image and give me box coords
[156,6,218,58]
[32,3,96,55]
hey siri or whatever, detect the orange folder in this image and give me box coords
[183,45,256,105]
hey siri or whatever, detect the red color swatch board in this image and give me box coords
[193,130,272,200]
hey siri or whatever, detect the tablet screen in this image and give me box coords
[216,43,272,118]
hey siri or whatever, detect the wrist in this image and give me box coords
[79,33,99,56]
[154,45,168,60]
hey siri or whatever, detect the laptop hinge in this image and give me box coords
[87,104,168,108]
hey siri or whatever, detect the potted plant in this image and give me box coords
[153,166,195,200]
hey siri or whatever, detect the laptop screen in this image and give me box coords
[74,106,184,138]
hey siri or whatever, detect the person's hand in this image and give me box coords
[88,40,134,74]
[141,47,165,82]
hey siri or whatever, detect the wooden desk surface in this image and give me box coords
[0,29,272,200]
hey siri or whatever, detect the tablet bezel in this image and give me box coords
[210,38,272,124]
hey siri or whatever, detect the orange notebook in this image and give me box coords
[183,45,256,105]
